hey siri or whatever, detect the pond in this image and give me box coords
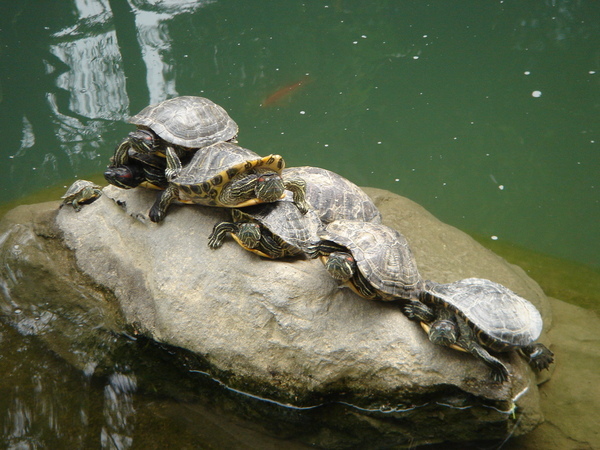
[0,0,598,447]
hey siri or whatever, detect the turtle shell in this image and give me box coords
[319,220,421,298]
[282,166,381,224]
[173,141,285,206]
[129,96,238,148]
[234,201,322,255]
[61,180,101,201]
[423,278,543,350]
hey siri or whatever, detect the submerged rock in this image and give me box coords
[0,185,553,447]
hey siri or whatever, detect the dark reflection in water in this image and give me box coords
[2,319,530,449]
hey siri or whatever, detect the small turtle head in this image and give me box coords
[429,319,458,347]
[104,165,145,189]
[129,129,159,153]
[236,223,261,249]
[324,251,356,282]
[255,173,285,203]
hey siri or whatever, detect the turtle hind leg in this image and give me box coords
[455,318,509,382]
[149,185,178,223]
[284,177,310,214]
[520,343,554,371]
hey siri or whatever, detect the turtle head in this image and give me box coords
[428,319,458,347]
[324,251,356,282]
[104,164,145,189]
[236,223,261,249]
[254,172,285,203]
[129,129,160,153]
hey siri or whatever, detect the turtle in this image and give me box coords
[148,141,310,223]
[281,166,382,224]
[110,96,238,166]
[208,201,322,258]
[403,278,554,383]
[306,220,423,301]
[60,180,102,211]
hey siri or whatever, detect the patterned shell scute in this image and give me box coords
[320,220,421,297]
[282,166,382,224]
[429,278,543,347]
[173,142,280,185]
[129,96,238,148]
[238,201,322,252]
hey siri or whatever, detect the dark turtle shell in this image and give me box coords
[129,96,238,148]
[318,220,421,299]
[282,166,381,224]
[421,278,544,351]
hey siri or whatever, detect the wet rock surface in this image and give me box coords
[0,185,556,447]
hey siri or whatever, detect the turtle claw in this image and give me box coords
[522,344,554,371]
[490,367,509,383]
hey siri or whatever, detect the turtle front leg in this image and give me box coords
[165,146,183,181]
[520,343,554,371]
[149,185,178,223]
[402,300,436,322]
[111,137,132,166]
[455,318,509,382]
[71,199,83,212]
[284,177,310,214]
[208,222,239,249]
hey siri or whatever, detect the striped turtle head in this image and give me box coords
[324,251,356,282]
[255,172,285,203]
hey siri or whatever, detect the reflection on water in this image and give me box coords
[101,372,137,449]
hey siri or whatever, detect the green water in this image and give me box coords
[0,0,598,447]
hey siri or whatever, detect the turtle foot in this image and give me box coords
[522,344,554,371]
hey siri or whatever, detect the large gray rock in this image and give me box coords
[0,185,553,447]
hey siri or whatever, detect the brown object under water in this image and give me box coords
[261,75,312,107]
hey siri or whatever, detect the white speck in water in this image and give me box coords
[499,185,505,190]
[591,140,595,144]
[491,236,499,241]
[352,41,358,44]
[377,141,382,144]
[532,90,542,97]
[423,34,428,38]
[395,178,400,182]
[14,308,22,315]
[324,144,329,147]
[183,54,188,58]
[589,71,596,75]
[442,182,447,186]
[280,132,285,135]
[524,71,531,75]
[413,55,419,60]
[453,137,458,140]
[361,35,367,39]
[299,111,306,115]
